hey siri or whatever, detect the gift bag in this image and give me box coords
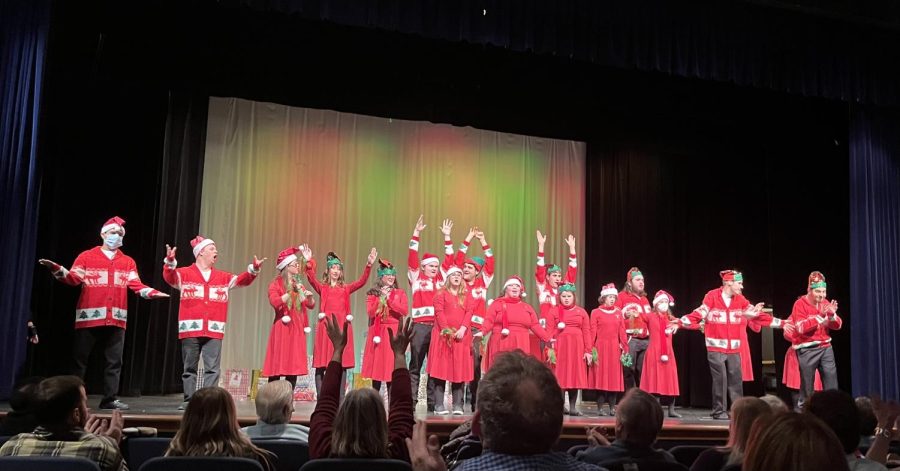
[249,369,265,400]
[293,357,317,401]
[220,368,250,399]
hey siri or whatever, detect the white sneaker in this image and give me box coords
[436,409,450,415]
[452,409,464,415]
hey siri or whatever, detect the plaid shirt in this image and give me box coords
[455,451,607,471]
[0,427,127,471]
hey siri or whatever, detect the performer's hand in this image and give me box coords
[465,227,477,242]
[565,234,576,250]
[476,229,486,244]
[826,300,839,315]
[324,314,348,353]
[584,353,593,365]
[872,396,900,436]
[414,214,427,234]
[148,290,170,299]
[586,426,611,447]
[536,230,547,247]
[165,245,177,261]
[455,326,467,340]
[252,256,266,271]
[405,420,447,471]
[440,219,453,237]
[367,247,378,265]
[380,285,392,297]
[783,321,796,336]
[626,308,639,318]
[300,244,313,261]
[38,258,61,271]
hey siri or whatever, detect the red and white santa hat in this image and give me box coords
[445,265,463,278]
[101,216,126,234]
[420,252,440,267]
[600,282,618,297]
[653,290,675,306]
[276,246,301,271]
[191,235,216,258]
[502,275,526,297]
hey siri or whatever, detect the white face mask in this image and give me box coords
[104,233,123,250]
[657,302,670,312]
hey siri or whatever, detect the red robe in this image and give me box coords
[546,305,591,389]
[588,307,629,392]
[639,310,680,396]
[361,289,408,382]
[263,277,315,376]
[482,297,552,372]
[305,259,372,368]
[427,290,475,382]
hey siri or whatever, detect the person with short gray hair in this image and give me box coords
[242,380,309,442]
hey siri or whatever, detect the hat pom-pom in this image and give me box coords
[501,328,510,336]
[303,326,311,333]
[281,315,292,324]
[557,322,566,329]
[521,292,526,298]
[373,336,381,344]
[486,299,494,307]
[661,354,669,363]
[345,314,353,321]
[317,312,326,320]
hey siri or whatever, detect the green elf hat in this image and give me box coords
[377,258,397,278]
[465,256,486,271]
[326,252,343,269]
[808,271,827,289]
[546,264,562,274]
[558,283,577,293]
[720,269,743,283]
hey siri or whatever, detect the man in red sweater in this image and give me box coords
[37,217,169,410]
[163,235,264,409]
[788,271,841,408]
[617,267,651,389]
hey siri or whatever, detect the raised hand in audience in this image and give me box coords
[406,420,447,471]
[325,314,349,363]
[389,316,415,369]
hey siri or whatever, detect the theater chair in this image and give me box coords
[0,456,101,471]
[252,439,309,471]
[603,460,690,471]
[124,436,171,471]
[299,458,412,471]
[668,445,711,467]
[138,456,264,471]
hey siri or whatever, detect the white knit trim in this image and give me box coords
[276,254,297,271]
[653,294,673,306]
[192,239,215,258]
[420,256,439,266]
[101,223,123,234]
[600,287,618,297]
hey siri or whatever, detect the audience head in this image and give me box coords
[256,380,294,425]
[9,376,43,412]
[475,350,563,454]
[33,375,88,430]
[855,396,878,437]
[614,388,664,446]
[331,387,389,458]
[759,394,789,413]
[744,412,849,471]
[804,389,861,454]
[726,397,774,461]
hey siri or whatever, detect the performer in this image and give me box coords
[782,328,823,410]
[679,270,768,419]
[453,226,494,409]
[38,216,169,410]
[163,235,263,409]
[589,283,629,416]
[262,246,316,389]
[362,259,409,393]
[407,215,454,412]
[616,267,651,390]
[481,275,552,372]
[546,283,591,416]
[534,230,577,359]
[788,271,841,407]
[427,266,474,415]
[301,245,377,400]
[640,290,682,418]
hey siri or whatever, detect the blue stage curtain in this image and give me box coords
[850,106,900,399]
[0,0,50,398]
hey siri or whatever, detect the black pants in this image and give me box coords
[624,337,649,389]
[468,330,483,408]
[797,345,838,406]
[707,351,743,416]
[315,367,347,402]
[408,322,435,410]
[72,327,125,403]
[181,337,222,401]
[268,375,298,389]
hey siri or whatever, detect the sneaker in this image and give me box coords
[452,409,464,415]
[435,408,450,415]
[99,399,130,410]
[177,402,188,411]
[711,412,730,420]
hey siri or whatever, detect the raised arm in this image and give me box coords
[440,219,455,272]
[162,244,181,289]
[564,234,577,283]
[535,230,548,284]
[346,248,376,293]
[304,257,324,294]
[408,215,425,285]
[38,253,86,287]
[478,230,495,287]
[229,255,264,289]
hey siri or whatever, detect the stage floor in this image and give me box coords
[1,394,729,444]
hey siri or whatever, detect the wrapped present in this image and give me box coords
[249,369,265,400]
[354,375,372,390]
[293,357,317,401]
[220,368,251,399]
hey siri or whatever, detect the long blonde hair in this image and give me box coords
[330,388,389,458]
[167,387,273,470]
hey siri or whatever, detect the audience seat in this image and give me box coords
[0,456,101,471]
[299,458,412,471]
[138,456,264,471]
[124,437,171,471]
[603,460,690,471]
[668,445,711,467]
[720,464,741,471]
[252,439,309,471]
[568,444,590,456]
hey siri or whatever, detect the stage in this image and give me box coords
[1,394,729,447]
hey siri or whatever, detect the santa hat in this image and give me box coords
[720,269,743,282]
[502,275,526,297]
[626,267,643,282]
[600,283,618,298]
[191,236,215,258]
[808,271,827,289]
[445,266,463,278]
[101,216,126,234]
[377,259,397,278]
[465,256,486,271]
[653,290,675,307]
[420,253,439,267]
[276,246,301,271]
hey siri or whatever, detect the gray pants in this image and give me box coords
[408,322,435,410]
[181,337,222,401]
[707,351,743,416]
[797,345,838,406]
[624,337,649,389]
[433,380,464,413]
[72,327,125,403]
[469,330,483,408]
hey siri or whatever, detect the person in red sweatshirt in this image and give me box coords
[38,216,169,410]
[452,226,494,409]
[788,271,841,408]
[546,283,592,416]
[679,270,768,420]
[427,266,475,415]
[640,290,682,418]
[616,267,651,390]
[589,283,629,416]
[482,276,553,372]
[406,215,454,413]
[362,259,409,393]
[534,230,577,359]
[163,235,264,409]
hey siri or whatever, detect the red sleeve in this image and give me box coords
[461,296,475,330]
[346,263,372,293]
[303,293,316,309]
[618,314,630,353]
[124,259,152,295]
[453,240,469,267]
[57,251,90,286]
[308,361,343,458]
[408,236,420,271]
[305,259,323,294]
[680,293,712,330]
[232,269,257,288]
[482,243,495,278]
[528,306,552,342]
[441,240,455,271]
[565,252,577,284]
[268,280,288,316]
[580,309,592,353]
[388,289,408,318]
[546,306,560,337]
[434,291,449,330]
[791,299,820,334]
[162,263,180,289]
[366,295,380,319]
[535,251,547,284]
[386,367,414,461]
[481,301,498,333]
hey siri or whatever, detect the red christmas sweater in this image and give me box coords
[679,287,781,354]
[453,240,495,330]
[50,247,159,329]
[615,290,651,339]
[163,260,258,339]
[788,295,842,350]
[407,235,454,323]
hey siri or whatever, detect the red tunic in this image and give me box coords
[305,259,372,368]
[532,251,577,358]
[588,307,629,392]
[426,290,474,383]
[639,310,680,396]
[615,291,651,339]
[361,289,409,382]
[482,297,552,372]
[782,329,824,390]
[546,305,591,389]
[788,295,842,350]
[263,277,315,376]
[680,287,759,354]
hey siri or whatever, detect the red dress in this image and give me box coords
[482,297,552,372]
[782,329,823,390]
[547,305,591,389]
[639,310,680,396]
[588,307,629,392]
[361,289,408,382]
[263,277,315,376]
[305,259,372,368]
[427,290,474,382]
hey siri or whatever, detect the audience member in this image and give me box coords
[166,386,273,470]
[743,411,850,471]
[856,396,878,449]
[308,314,415,460]
[806,391,898,471]
[759,393,789,413]
[241,380,309,442]
[690,397,773,471]
[0,375,127,471]
[0,376,43,435]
